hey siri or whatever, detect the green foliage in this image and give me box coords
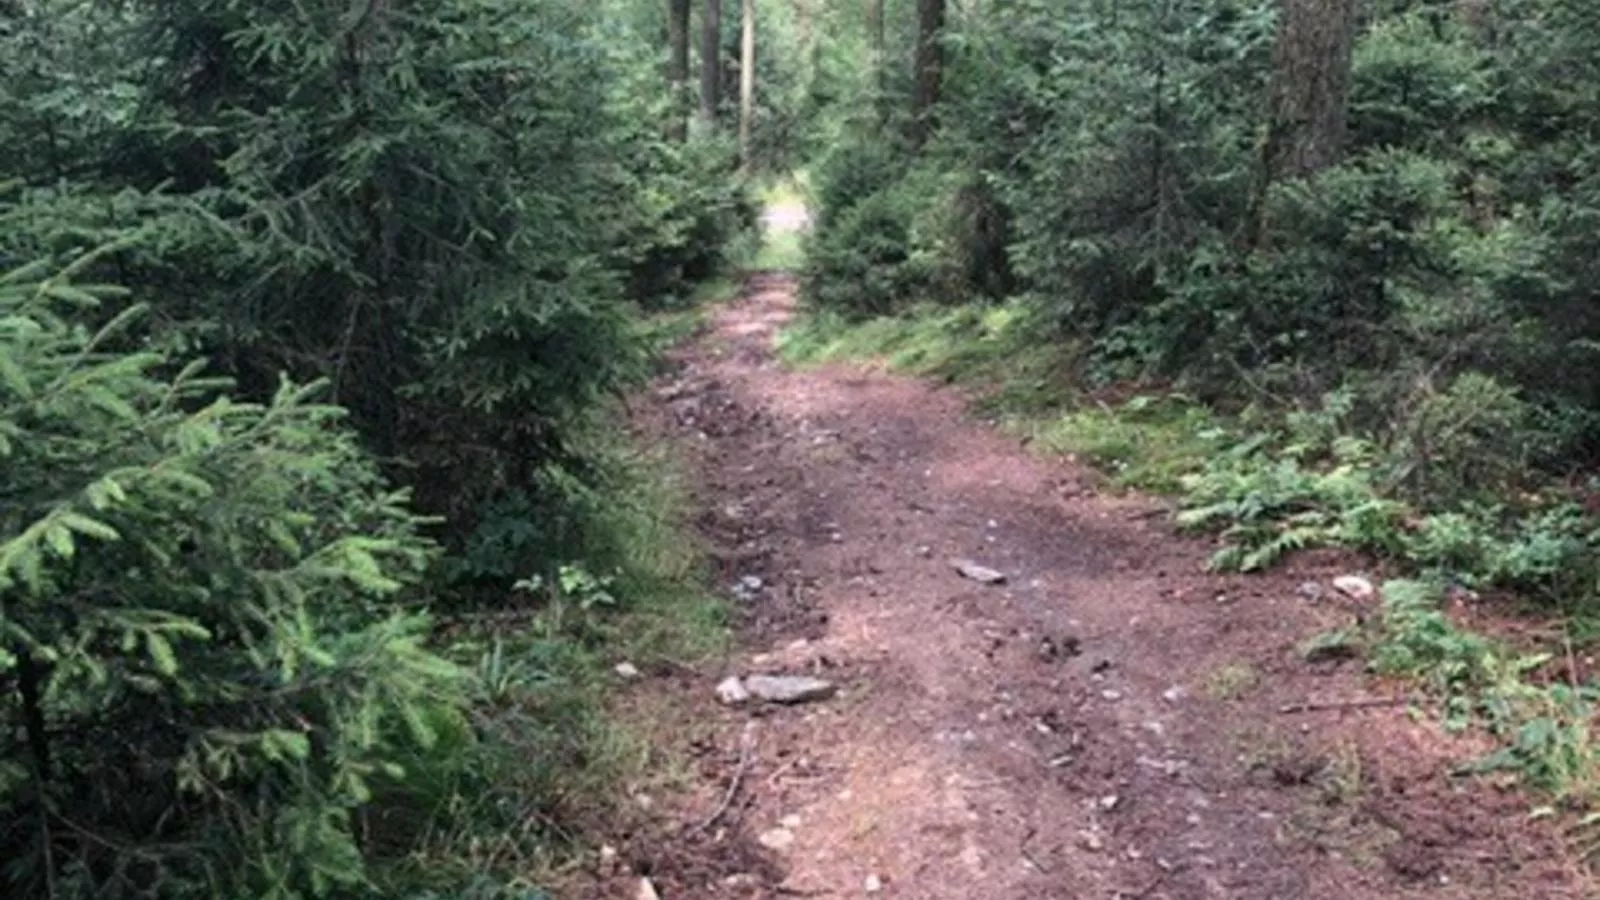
[0,0,746,895]
[0,264,467,899]
[0,0,751,571]
[369,447,726,896]
[1370,580,1600,805]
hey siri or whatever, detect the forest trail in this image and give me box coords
[611,221,1593,900]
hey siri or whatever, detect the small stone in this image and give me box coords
[599,844,620,875]
[724,873,760,890]
[1333,575,1376,600]
[1296,581,1325,601]
[744,674,837,704]
[1078,831,1105,852]
[864,874,884,893]
[1099,795,1121,811]
[1162,686,1186,704]
[915,545,933,558]
[952,560,1008,585]
[1101,689,1123,701]
[638,877,661,900]
[716,675,751,705]
[614,662,641,679]
[780,813,803,829]
[758,828,795,851]
[733,575,765,602]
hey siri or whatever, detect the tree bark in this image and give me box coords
[668,0,692,141]
[699,0,722,129]
[910,0,946,149]
[739,0,755,168]
[1261,0,1359,183]
[1249,0,1358,247]
[867,0,885,118]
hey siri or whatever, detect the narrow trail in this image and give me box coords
[611,230,1593,898]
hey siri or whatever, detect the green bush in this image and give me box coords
[0,263,466,899]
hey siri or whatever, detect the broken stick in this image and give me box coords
[688,722,759,836]
[1278,696,1414,715]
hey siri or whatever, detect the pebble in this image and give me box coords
[952,559,1008,584]
[1101,689,1123,701]
[758,828,795,851]
[638,878,661,900]
[1078,831,1105,852]
[716,675,752,705]
[865,874,884,893]
[614,662,641,679]
[1333,574,1376,600]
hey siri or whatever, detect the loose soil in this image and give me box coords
[575,265,1596,898]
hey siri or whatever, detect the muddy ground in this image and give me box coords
[573,268,1594,899]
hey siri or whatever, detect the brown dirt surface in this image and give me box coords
[572,270,1596,899]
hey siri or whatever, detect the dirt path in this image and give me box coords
[602,261,1594,898]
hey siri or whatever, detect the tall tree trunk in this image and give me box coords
[867,0,885,123]
[699,0,722,129]
[739,0,755,169]
[1261,0,1358,182]
[668,0,692,141]
[1249,0,1358,246]
[910,0,946,149]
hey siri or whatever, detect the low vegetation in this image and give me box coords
[0,0,762,896]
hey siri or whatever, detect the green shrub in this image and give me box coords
[0,263,466,899]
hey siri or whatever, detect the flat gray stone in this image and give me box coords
[744,674,837,704]
[953,559,1008,584]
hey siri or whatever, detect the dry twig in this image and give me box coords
[687,722,759,836]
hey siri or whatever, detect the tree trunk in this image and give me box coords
[739,0,755,168]
[1261,0,1359,183]
[910,0,946,149]
[1249,0,1358,247]
[699,0,722,129]
[867,0,885,120]
[668,0,692,141]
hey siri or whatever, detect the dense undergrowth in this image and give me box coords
[0,0,779,896]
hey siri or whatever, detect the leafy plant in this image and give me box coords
[0,263,467,899]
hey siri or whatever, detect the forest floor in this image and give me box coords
[571,209,1597,899]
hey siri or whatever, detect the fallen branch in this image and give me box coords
[1278,696,1414,715]
[687,722,759,836]
[1020,826,1052,874]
